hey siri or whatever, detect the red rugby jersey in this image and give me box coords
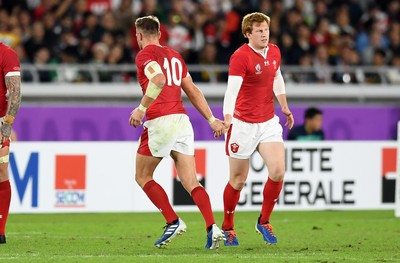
[0,42,20,117]
[228,43,281,123]
[135,44,188,120]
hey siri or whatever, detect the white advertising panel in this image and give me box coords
[395,121,400,217]
[8,141,397,213]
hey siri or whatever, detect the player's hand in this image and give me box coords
[210,118,225,138]
[129,108,145,128]
[0,122,11,148]
[223,114,232,133]
[282,107,294,129]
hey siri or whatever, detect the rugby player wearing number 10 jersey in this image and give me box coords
[221,12,295,246]
[129,15,225,249]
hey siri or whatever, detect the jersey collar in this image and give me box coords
[247,44,269,59]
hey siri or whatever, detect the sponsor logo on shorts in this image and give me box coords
[231,143,239,153]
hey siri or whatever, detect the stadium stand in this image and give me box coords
[1,0,399,103]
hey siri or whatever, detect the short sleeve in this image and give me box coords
[228,52,248,78]
[179,54,189,78]
[271,44,282,70]
[2,48,20,76]
[135,49,156,72]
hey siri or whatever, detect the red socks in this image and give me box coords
[259,178,283,224]
[0,180,11,235]
[191,186,215,229]
[222,183,241,230]
[143,181,216,230]
[143,180,178,224]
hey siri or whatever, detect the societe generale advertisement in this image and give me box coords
[8,141,398,213]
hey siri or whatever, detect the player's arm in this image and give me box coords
[1,72,22,145]
[139,61,166,110]
[273,67,294,129]
[129,61,165,127]
[223,75,243,128]
[181,74,225,137]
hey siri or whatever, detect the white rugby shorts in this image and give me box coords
[225,115,283,159]
[137,114,194,157]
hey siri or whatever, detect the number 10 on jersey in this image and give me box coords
[163,57,183,86]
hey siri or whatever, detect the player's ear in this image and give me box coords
[243,29,252,39]
[158,31,161,40]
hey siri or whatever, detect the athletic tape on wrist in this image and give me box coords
[208,115,216,124]
[138,104,147,112]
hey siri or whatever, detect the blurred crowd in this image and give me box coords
[0,0,399,84]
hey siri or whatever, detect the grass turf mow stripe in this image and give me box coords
[0,211,399,262]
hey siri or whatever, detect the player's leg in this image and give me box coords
[136,119,181,225]
[135,153,185,247]
[137,115,193,247]
[136,153,178,222]
[223,117,257,246]
[0,145,11,244]
[171,150,224,249]
[255,141,285,244]
[221,157,249,246]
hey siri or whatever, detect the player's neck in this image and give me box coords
[248,43,268,56]
[142,40,161,49]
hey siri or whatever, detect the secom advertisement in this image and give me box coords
[8,141,398,213]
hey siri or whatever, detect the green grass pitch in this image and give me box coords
[0,210,399,262]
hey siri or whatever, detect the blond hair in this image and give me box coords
[241,12,271,37]
[135,15,160,35]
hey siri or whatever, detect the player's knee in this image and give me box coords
[0,174,8,182]
[135,171,154,188]
[135,173,146,188]
[268,166,285,181]
[230,177,246,190]
[235,182,245,190]
[0,165,9,182]
[179,176,199,193]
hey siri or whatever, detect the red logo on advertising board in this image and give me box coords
[173,149,206,180]
[55,155,86,207]
[382,148,397,176]
[231,143,239,153]
[381,148,397,203]
[173,149,206,205]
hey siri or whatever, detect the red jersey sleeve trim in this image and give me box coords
[5,71,20,77]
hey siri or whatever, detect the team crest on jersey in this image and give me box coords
[231,143,239,153]
[273,60,277,69]
[255,64,262,74]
